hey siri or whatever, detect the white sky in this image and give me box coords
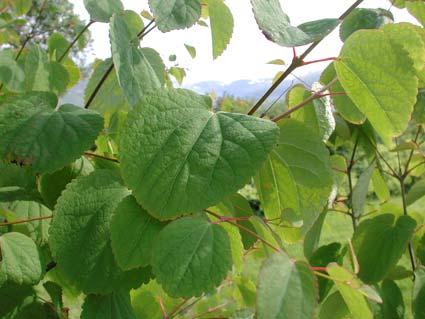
[70,0,416,84]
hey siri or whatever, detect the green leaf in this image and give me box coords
[407,178,425,206]
[184,43,196,58]
[251,0,339,47]
[149,0,201,32]
[352,162,375,217]
[50,61,71,94]
[24,45,70,94]
[319,292,350,319]
[406,1,425,26]
[24,45,51,92]
[372,169,390,203]
[320,63,366,124]
[169,66,186,85]
[81,291,137,319]
[254,119,333,232]
[120,88,278,219]
[0,232,44,287]
[256,252,317,319]
[413,266,425,319]
[206,0,234,59]
[207,210,244,272]
[326,263,373,319]
[413,90,425,124]
[210,193,257,249]
[382,23,425,84]
[10,0,32,16]
[84,58,129,114]
[0,93,104,174]
[111,196,165,270]
[379,280,404,319]
[267,59,285,65]
[83,0,124,22]
[63,57,81,89]
[151,216,232,297]
[131,279,183,319]
[289,84,335,141]
[0,50,24,92]
[309,243,342,300]
[49,170,144,294]
[0,163,35,190]
[335,30,418,144]
[7,200,51,246]
[353,214,417,284]
[43,281,63,316]
[110,13,165,105]
[47,33,70,61]
[39,157,94,209]
[340,8,393,42]
[230,309,255,319]
[0,284,34,317]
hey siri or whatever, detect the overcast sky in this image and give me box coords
[69,0,416,84]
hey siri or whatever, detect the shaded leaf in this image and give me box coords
[151,216,232,297]
[0,93,103,174]
[49,170,144,294]
[257,252,317,319]
[111,196,165,270]
[353,214,416,283]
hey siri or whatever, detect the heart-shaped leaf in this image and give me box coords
[0,93,103,173]
[151,216,232,297]
[120,89,278,219]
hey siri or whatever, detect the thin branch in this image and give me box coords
[271,78,338,122]
[84,62,114,108]
[406,161,425,176]
[84,22,156,108]
[403,126,423,178]
[84,152,119,163]
[0,215,53,226]
[259,80,293,118]
[159,297,169,319]
[137,19,156,38]
[399,177,417,275]
[15,36,31,61]
[168,299,190,318]
[247,0,365,115]
[204,209,281,252]
[58,20,94,63]
[347,137,359,230]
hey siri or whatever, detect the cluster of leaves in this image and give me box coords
[0,0,425,318]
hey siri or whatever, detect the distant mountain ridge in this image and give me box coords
[61,72,321,106]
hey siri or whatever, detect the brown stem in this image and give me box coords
[271,78,338,122]
[0,215,53,226]
[84,152,119,163]
[205,209,281,252]
[84,22,156,109]
[247,0,365,115]
[347,137,359,230]
[399,177,417,275]
[403,126,422,178]
[84,62,114,108]
[58,20,94,63]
